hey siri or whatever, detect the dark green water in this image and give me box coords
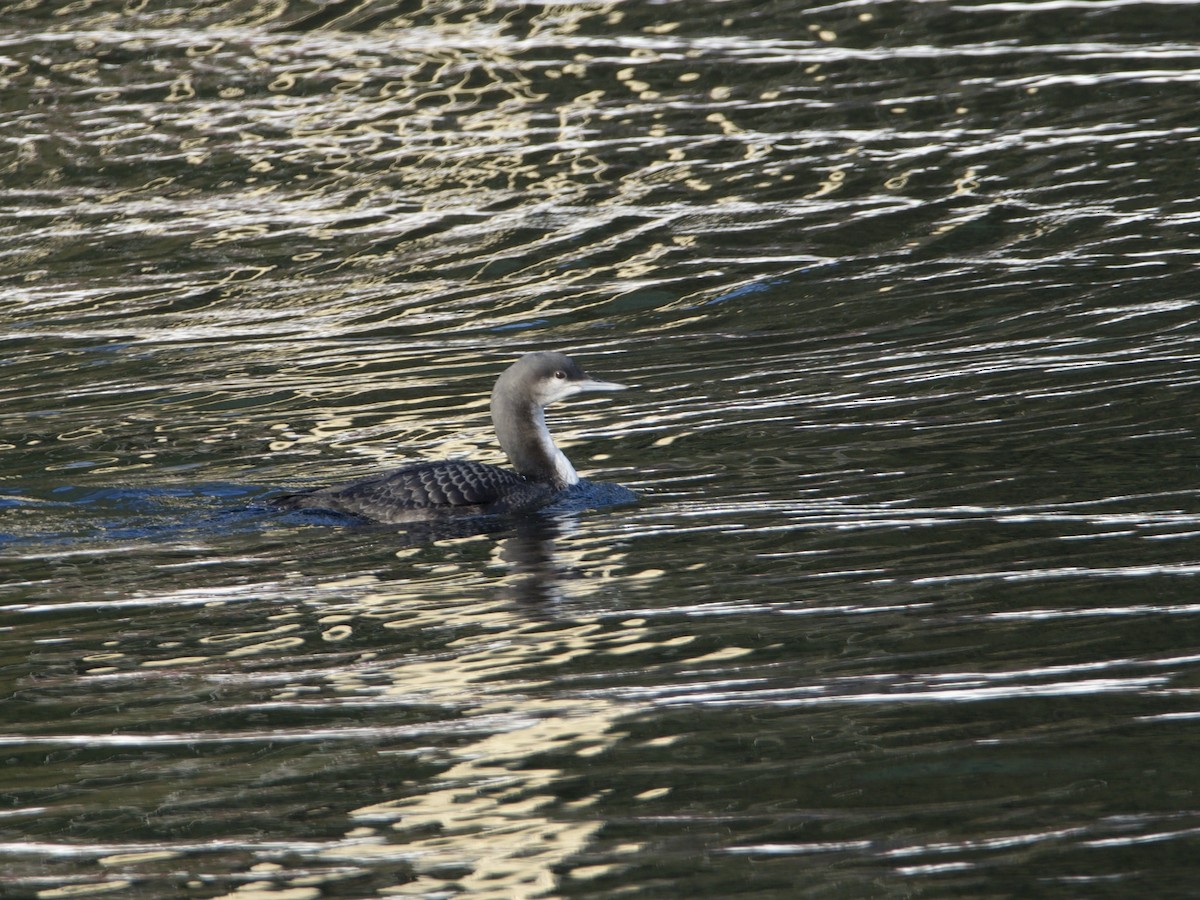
[4,1,1200,897]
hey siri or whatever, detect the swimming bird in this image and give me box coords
[272,351,628,524]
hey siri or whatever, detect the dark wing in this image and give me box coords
[274,460,549,523]
[365,460,529,507]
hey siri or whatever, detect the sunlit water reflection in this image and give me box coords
[4,0,1200,896]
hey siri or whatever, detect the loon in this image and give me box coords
[273,351,628,524]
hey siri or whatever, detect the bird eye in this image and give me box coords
[553,370,566,379]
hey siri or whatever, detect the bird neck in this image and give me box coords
[492,396,579,488]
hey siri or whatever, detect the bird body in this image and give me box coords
[272,352,626,524]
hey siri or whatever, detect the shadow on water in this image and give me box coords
[0,482,269,547]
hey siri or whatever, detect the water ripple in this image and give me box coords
[4,0,1200,896]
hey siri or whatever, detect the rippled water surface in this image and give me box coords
[4,0,1200,896]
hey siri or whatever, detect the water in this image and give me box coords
[4,0,1200,896]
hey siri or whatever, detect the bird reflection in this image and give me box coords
[495,514,570,606]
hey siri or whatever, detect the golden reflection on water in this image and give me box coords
[282,535,649,895]
[1,0,817,333]
[35,511,660,893]
[56,511,654,892]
